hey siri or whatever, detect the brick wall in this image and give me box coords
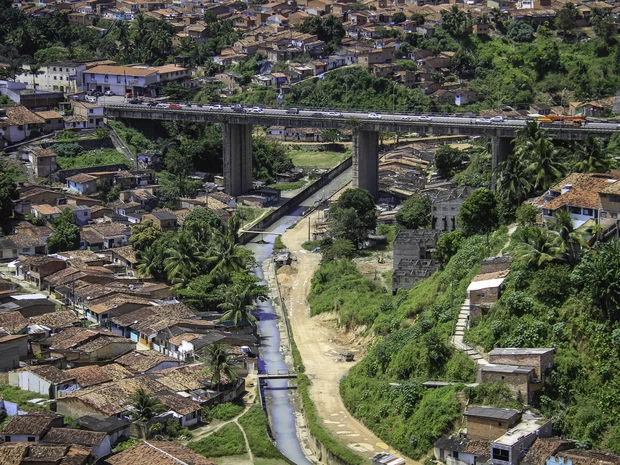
[488,353,554,379]
[470,286,501,308]
[480,371,531,404]
[467,417,513,442]
[481,257,510,274]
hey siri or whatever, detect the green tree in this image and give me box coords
[392,12,407,24]
[129,219,162,253]
[321,129,342,142]
[435,145,467,179]
[511,226,562,269]
[555,2,578,34]
[329,188,376,245]
[28,64,44,88]
[163,230,207,287]
[441,5,469,35]
[495,154,532,206]
[218,279,266,328]
[396,194,431,229]
[47,209,80,253]
[128,388,165,421]
[0,160,19,232]
[506,20,534,42]
[205,230,251,282]
[322,238,356,261]
[573,239,620,322]
[434,230,465,265]
[203,344,238,391]
[572,135,612,173]
[184,207,223,240]
[515,204,539,227]
[457,188,499,238]
[551,209,587,266]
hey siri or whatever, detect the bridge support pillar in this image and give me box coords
[491,136,512,189]
[223,123,253,197]
[352,129,379,198]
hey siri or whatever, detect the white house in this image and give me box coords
[18,61,86,93]
[83,65,159,97]
[0,105,46,145]
[8,365,78,399]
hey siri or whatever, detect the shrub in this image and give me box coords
[209,401,245,421]
[188,423,246,457]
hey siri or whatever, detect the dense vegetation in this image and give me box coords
[55,148,127,170]
[188,423,246,457]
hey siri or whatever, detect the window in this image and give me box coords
[4,436,10,442]
[59,68,62,71]
[17,125,23,130]
[53,76,57,80]
[569,206,581,214]
[53,67,56,71]
[492,448,510,462]
[27,437,35,442]
[89,109,93,113]
[582,208,593,216]
[613,213,618,219]
[22,248,29,253]
[610,195,620,203]
[83,212,88,217]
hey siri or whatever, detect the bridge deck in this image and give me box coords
[258,373,298,380]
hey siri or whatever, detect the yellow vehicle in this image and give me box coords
[534,115,587,127]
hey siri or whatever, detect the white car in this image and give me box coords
[249,107,263,113]
[156,103,169,108]
[400,115,413,120]
[104,90,114,96]
[491,116,505,122]
[418,115,432,120]
[209,104,223,110]
[327,111,342,117]
[368,113,382,119]
[476,118,491,123]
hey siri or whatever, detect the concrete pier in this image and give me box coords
[352,129,379,198]
[223,123,253,196]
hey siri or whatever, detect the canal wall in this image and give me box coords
[240,156,352,244]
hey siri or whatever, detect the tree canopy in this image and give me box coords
[396,194,431,230]
[329,188,377,245]
[458,188,499,237]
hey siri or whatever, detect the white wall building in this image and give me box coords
[17,62,86,94]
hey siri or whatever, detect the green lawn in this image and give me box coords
[0,384,49,411]
[188,423,246,457]
[57,148,127,170]
[289,150,350,169]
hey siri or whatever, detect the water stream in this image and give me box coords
[245,211,313,465]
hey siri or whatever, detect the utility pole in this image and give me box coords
[307,215,311,241]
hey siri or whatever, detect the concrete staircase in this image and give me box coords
[450,298,489,380]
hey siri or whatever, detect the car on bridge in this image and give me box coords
[368,113,381,119]
[169,104,182,109]
[491,116,505,122]
[418,115,433,120]
[476,118,491,123]
[249,106,263,113]
[401,115,413,120]
[209,104,224,110]
[327,111,342,117]
[312,112,324,118]
[286,108,299,114]
[156,103,168,108]
[232,104,244,112]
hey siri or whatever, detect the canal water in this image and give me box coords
[245,210,313,465]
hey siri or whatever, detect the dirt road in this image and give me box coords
[278,209,419,464]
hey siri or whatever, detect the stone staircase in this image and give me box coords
[450,298,489,381]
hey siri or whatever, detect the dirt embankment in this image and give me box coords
[278,209,419,464]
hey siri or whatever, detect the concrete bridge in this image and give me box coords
[104,103,620,197]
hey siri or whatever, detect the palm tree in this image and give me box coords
[441,5,468,35]
[496,154,532,206]
[218,282,259,328]
[164,231,207,287]
[551,209,587,266]
[512,227,563,268]
[527,137,566,192]
[203,344,238,392]
[205,232,249,281]
[28,65,44,90]
[572,135,612,173]
[129,388,164,421]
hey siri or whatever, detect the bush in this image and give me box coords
[188,423,246,457]
[209,401,245,421]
